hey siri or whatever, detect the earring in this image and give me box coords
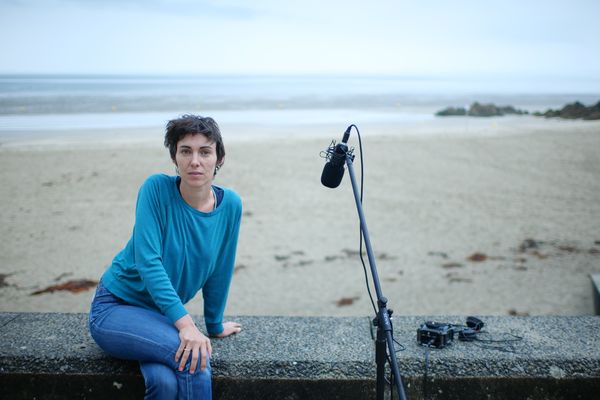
[175,166,180,176]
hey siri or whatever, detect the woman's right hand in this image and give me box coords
[174,314,212,373]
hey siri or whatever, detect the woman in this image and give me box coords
[89,115,242,399]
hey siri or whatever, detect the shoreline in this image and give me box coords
[1,118,599,318]
[2,114,600,150]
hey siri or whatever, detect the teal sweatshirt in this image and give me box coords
[101,174,242,336]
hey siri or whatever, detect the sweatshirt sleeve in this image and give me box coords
[133,175,188,323]
[202,194,242,336]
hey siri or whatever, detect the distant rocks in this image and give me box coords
[436,102,528,117]
[471,102,528,117]
[436,106,467,116]
[533,101,600,120]
[436,100,600,120]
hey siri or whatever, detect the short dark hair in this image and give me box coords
[164,115,225,165]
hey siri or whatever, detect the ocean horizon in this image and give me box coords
[0,74,598,137]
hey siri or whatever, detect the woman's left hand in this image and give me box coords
[215,321,242,338]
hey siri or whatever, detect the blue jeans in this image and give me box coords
[89,281,212,399]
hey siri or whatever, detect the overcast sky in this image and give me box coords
[1,0,599,78]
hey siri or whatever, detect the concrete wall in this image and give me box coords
[1,312,599,399]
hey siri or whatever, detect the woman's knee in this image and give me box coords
[178,358,212,378]
[169,360,211,400]
[141,362,178,400]
[195,362,212,382]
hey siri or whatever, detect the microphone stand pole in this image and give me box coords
[344,152,408,400]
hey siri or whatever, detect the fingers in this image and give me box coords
[177,341,210,373]
[217,321,242,337]
[189,342,210,373]
[228,322,242,329]
[190,346,200,373]
[175,343,185,362]
[175,322,213,373]
[178,346,192,372]
[199,345,207,371]
[176,322,242,373]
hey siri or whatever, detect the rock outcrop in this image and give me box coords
[436,102,528,117]
[533,101,600,120]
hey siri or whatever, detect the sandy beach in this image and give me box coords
[1,116,599,319]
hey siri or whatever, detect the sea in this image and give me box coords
[0,74,598,143]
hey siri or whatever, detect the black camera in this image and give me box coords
[417,321,454,348]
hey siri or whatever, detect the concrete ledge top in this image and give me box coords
[1,312,599,380]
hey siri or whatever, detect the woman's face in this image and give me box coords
[175,133,219,189]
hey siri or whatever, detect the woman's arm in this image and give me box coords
[202,193,243,336]
[133,176,188,322]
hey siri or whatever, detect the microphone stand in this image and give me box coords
[343,150,408,400]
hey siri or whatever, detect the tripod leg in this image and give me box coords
[376,325,387,400]
[386,330,407,400]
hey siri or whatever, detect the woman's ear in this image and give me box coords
[214,157,224,175]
